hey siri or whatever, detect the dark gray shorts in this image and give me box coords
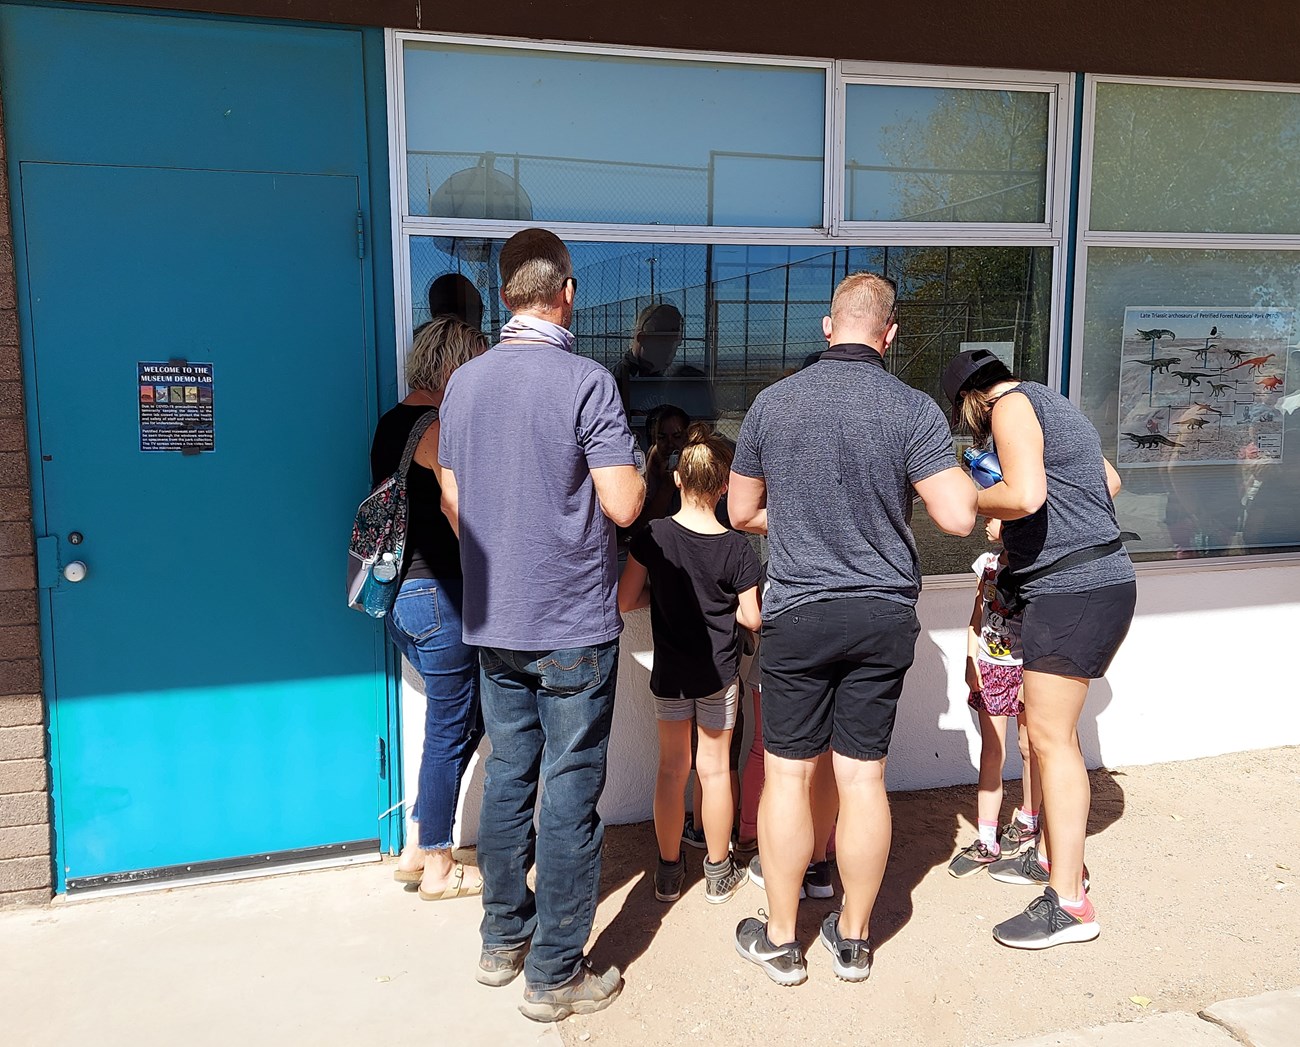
[1021,581,1136,679]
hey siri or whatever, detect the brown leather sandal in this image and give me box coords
[418,862,484,901]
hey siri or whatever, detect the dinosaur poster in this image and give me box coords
[1116,306,1292,468]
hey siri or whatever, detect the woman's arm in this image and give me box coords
[976,394,1048,521]
[1103,458,1122,499]
[617,553,651,613]
[735,585,762,632]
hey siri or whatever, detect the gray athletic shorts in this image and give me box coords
[654,679,740,731]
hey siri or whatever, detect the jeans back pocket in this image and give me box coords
[536,648,599,696]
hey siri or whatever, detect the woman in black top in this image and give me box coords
[943,349,1135,951]
[371,314,487,900]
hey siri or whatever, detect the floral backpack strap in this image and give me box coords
[397,407,439,480]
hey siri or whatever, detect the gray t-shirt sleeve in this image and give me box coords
[436,374,459,468]
[576,367,638,469]
[906,396,958,485]
[732,398,764,479]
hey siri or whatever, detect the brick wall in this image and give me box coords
[0,90,53,908]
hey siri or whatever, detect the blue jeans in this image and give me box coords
[385,577,482,850]
[477,640,619,990]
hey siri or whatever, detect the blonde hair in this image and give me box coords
[406,315,488,393]
[830,272,897,338]
[499,227,572,311]
[958,383,1012,447]
[676,422,734,499]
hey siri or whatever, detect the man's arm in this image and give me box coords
[1103,458,1122,499]
[727,471,768,535]
[913,467,977,536]
[439,468,460,538]
[591,464,645,528]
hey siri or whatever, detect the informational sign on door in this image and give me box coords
[138,361,215,453]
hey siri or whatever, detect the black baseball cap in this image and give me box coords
[942,349,1014,421]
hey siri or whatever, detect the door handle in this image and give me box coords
[63,561,88,583]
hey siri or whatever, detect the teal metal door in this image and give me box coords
[22,162,385,888]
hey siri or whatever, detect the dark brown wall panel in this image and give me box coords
[82,0,1300,84]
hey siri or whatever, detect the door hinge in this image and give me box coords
[356,211,365,260]
[35,536,60,589]
[377,736,387,779]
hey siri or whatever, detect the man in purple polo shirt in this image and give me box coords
[438,228,644,1023]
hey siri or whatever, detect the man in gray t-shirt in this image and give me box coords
[728,272,976,986]
[439,228,643,1019]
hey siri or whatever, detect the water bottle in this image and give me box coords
[963,446,1004,489]
[363,552,398,618]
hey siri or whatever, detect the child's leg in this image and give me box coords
[977,710,1009,850]
[811,751,839,863]
[738,685,764,846]
[1016,710,1042,823]
[696,725,736,864]
[655,718,694,863]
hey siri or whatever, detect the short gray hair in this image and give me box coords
[406,315,488,393]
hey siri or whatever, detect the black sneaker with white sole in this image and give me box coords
[948,839,1000,878]
[987,846,1090,892]
[734,914,807,986]
[704,855,748,904]
[681,818,707,850]
[803,860,835,899]
[992,886,1099,950]
[819,910,872,982]
[654,856,685,902]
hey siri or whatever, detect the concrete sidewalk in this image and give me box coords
[999,989,1300,1047]
[0,861,557,1047]
[1,858,1297,1047]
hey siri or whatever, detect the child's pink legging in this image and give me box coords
[738,684,837,858]
[739,684,765,842]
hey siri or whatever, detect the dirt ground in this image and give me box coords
[558,747,1300,1047]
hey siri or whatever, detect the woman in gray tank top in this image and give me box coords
[942,349,1136,953]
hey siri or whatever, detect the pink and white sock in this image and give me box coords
[1016,807,1039,831]
[978,819,1000,854]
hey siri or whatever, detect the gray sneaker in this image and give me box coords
[747,855,807,899]
[992,886,1099,950]
[803,860,835,899]
[734,914,807,986]
[655,856,685,902]
[518,961,624,1023]
[988,846,1090,892]
[476,940,530,987]
[704,855,748,904]
[997,817,1039,856]
[819,910,872,982]
[948,839,1000,878]
[681,818,707,850]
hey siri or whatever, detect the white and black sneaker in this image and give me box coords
[704,855,747,904]
[988,846,1090,892]
[992,886,1099,950]
[819,910,872,982]
[750,855,833,899]
[734,913,807,986]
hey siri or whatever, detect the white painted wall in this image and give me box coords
[402,560,1300,845]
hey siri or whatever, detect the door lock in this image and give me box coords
[63,561,88,583]
[68,532,84,545]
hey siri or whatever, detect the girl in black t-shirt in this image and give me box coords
[618,424,762,906]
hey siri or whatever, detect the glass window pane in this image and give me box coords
[402,43,825,226]
[1091,83,1300,234]
[1079,247,1300,558]
[410,236,1051,574]
[844,84,1050,223]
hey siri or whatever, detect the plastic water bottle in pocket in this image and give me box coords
[363,552,398,618]
[963,446,1004,489]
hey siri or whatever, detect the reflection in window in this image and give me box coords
[844,84,1050,223]
[410,236,1052,573]
[1091,83,1300,235]
[1080,248,1300,559]
[402,43,825,227]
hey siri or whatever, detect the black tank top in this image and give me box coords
[369,404,461,582]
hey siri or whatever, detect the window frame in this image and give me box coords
[1071,72,1300,570]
